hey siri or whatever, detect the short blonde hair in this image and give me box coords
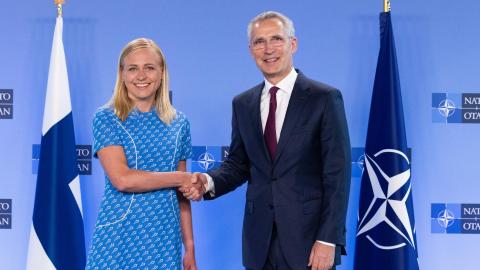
[109,38,176,124]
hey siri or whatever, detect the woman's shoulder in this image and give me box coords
[172,110,190,124]
[93,105,117,121]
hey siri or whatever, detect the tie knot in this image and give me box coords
[269,86,279,96]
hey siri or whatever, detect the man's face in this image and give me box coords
[249,18,297,84]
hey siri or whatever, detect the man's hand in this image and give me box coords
[179,173,206,201]
[308,242,335,270]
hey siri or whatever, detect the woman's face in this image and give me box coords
[121,47,163,107]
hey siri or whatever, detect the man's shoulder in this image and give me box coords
[299,73,339,94]
[296,73,343,102]
[232,82,263,103]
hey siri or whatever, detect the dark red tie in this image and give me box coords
[264,86,279,159]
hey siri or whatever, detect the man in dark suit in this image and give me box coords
[183,11,350,270]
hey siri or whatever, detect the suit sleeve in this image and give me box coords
[316,89,351,247]
[204,98,251,199]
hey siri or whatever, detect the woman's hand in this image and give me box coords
[178,172,206,201]
[177,171,193,189]
[183,246,197,270]
[177,171,196,199]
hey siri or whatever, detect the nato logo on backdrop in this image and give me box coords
[431,203,480,234]
[0,89,13,119]
[191,146,229,172]
[0,199,12,229]
[32,144,92,175]
[432,93,480,123]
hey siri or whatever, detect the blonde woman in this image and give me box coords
[86,38,197,270]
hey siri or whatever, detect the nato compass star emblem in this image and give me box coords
[436,209,455,228]
[437,99,456,118]
[197,152,215,171]
[357,149,416,250]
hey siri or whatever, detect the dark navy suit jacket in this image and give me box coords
[206,71,351,270]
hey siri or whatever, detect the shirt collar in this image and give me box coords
[263,68,298,95]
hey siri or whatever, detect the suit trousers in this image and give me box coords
[246,224,336,270]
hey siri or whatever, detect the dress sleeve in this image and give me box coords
[177,116,192,161]
[92,109,123,158]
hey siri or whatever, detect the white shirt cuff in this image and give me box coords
[202,173,215,196]
[316,240,335,247]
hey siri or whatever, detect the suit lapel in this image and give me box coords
[274,73,311,164]
[250,83,272,162]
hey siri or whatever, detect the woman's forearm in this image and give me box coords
[177,160,195,251]
[178,193,195,251]
[113,170,189,192]
[97,145,191,192]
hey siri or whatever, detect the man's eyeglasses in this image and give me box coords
[251,36,289,50]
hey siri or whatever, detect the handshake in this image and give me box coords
[178,172,208,201]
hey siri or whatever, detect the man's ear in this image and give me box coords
[290,37,298,54]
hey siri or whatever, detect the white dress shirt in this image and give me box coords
[260,68,297,141]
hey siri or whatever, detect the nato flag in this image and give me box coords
[353,12,419,270]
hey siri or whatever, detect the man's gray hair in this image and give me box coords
[247,11,295,41]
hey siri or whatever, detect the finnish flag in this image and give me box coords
[26,15,86,270]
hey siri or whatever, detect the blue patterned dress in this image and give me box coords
[86,107,192,270]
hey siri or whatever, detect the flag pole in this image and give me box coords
[384,0,391,12]
[55,0,64,17]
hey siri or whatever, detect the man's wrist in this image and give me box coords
[202,173,215,195]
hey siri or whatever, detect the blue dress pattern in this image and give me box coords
[86,107,192,270]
